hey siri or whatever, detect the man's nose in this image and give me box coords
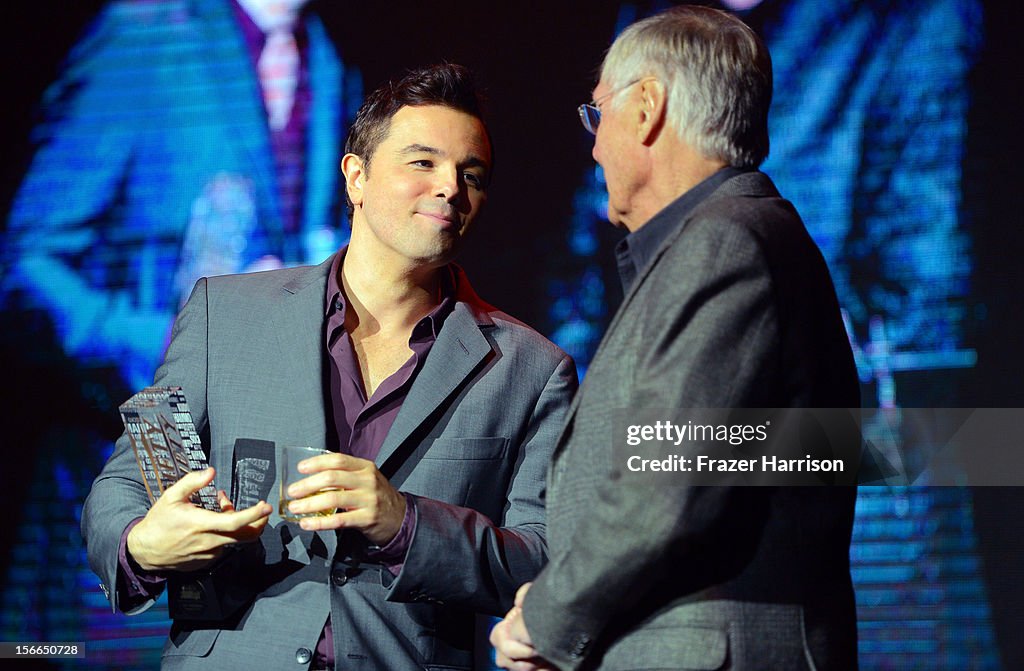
[434,167,459,201]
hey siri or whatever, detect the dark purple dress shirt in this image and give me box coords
[314,251,455,668]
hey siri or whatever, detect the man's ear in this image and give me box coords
[636,79,667,145]
[341,153,366,208]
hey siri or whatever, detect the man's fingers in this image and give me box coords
[295,505,374,528]
[286,471,340,500]
[495,637,538,660]
[297,452,369,475]
[495,652,524,670]
[288,489,346,517]
[294,505,377,532]
[509,662,542,671]
[212,517,267,544]
[288,459,387,501]
[217,489,236,512]
[491,617,541,667]
[242,512,271,535]
[162,467,217,502]
[294,508,347,532]
[205,500,272,532]
[287,467,372,500]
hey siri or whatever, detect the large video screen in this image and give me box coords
[1,1,1019,668]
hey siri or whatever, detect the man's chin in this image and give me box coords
[412,240,462,269]
[606,207,627,229]
[415,211,463,233]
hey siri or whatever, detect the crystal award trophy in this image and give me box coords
[119,387,264,620]
[119,386,221,511]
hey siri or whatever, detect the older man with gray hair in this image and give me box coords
[492,5,859,670]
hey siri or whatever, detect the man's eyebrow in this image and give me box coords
[397,144,441,156]
[398,144,489,171]
[462,156,489,171]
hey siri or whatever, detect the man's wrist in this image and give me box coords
[118,518,167,601]
[125,518,163,575]
[125,522,149,570]
[366,493,416,574]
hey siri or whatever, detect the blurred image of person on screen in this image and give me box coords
[2,0,357,391]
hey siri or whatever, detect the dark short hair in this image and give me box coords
[344,64,491,199]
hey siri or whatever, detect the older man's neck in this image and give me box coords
[626,147,727,232]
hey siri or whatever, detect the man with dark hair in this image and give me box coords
[345,63,492,169]
[82,63,576,670]
[492,6,858,671]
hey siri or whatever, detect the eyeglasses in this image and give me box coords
[577,79,642,135]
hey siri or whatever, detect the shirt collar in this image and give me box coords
[615,166,748,294]
[413,267,456,341]
[325,250,457,340]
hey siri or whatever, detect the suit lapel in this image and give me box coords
[269,256,333,439]
[267,257,335,555]
[375,302,493,470]
[266,257,494,473]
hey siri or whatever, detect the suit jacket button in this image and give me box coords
[332,571,348,587]
[295,648,312,664]
[569,634,590,660]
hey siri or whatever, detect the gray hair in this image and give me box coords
[601,5,772,168]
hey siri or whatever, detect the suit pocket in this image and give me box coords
[163,626,220,659]
[409,438,510,514]
[602,624,728,670]
[421,436,508,460]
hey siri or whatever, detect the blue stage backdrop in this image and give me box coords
[1,1,1021,669]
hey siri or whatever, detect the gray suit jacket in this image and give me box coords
[524,172,859,671]
[81,254,577,670]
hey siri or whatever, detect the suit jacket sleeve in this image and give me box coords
[81,278,211,614]
[387,352,577,617]
[524,218,782,669]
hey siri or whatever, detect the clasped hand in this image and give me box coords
[285,452,406,546]
[126,467,271,572]
[491,583,558,671]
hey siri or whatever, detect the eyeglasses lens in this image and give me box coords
[578,104,600,135]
